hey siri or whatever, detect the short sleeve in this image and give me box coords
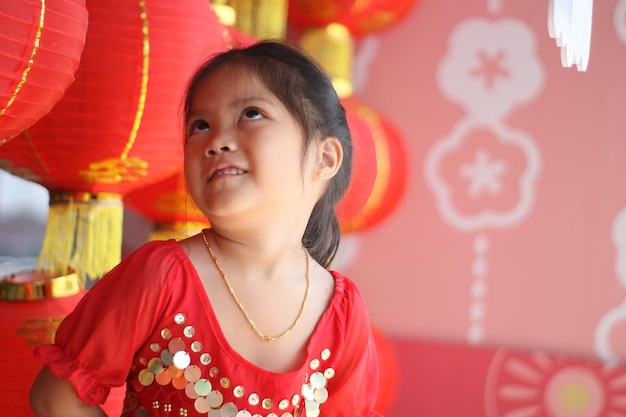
[34,240,181,406]
[324,276,384,417]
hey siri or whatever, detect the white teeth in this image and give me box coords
[222,168,244,175]
[211,167,244,179]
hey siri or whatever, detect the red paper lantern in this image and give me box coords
[338,97,408,233]
[339,97,378,228]
[298,29,407,232]
[0,0,88,144]
[0,271,124,416]
[358,109,408,230]
[288,0,418,37]
[17,0,226,195]
[0,0,227,285]
[124,168,210,241]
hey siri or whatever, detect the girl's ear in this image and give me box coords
[316,136,343,180]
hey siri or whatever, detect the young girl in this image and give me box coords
[30,41,382,417]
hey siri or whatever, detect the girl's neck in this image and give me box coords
[203,228,309,282]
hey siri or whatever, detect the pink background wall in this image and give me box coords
[335,0,626,363]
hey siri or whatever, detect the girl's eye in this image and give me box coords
[241,108,263,121]
[190,120,210,133]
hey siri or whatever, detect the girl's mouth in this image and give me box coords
[209,167,246,181]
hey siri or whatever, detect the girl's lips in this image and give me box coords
[208,167,246,182]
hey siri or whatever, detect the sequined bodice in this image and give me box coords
[123,309,336,417]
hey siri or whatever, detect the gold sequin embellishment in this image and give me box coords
[129,313,335,417]
[297,349,335,417]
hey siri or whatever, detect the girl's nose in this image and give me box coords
[205,132,236,156]
[206,145,232,156]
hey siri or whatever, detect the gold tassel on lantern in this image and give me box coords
[224,0,288,39]
[37,192,123,289]
[71,193,123,288]
[299,23,354,98]
[37,193,79,279]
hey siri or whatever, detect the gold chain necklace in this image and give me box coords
[201,231,310,342]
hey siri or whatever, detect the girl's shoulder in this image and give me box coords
[117,239,190,273]
[324,270,372,328]
[328,270,367,305]
[126,238,185,261]
[93,239,194,295]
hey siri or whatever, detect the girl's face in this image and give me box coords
[184,65,320,226]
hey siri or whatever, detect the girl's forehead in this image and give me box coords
[196,65,274,99]
[188,64,298,122]
[205,64,261,87]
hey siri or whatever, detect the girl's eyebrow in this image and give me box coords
[186,96,276,118]
[186,109,207,119]
[230,96,275,108]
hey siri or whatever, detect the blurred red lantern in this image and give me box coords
[338,97,408,233]
[298,26,408,232]
[0,0,88,144]
[339,97,378,228]
[0,0,227,286]
[288,0,418,37]
[0,271,124,416]
[124,168,210,241]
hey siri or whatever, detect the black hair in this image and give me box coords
[183,41,352,268]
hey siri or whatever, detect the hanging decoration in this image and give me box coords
[299,23,354,97]
[298,24,408,233]
[365,114,407,231]
[338,97,378,229]
[220,0,288,40]
[0,0,227,288]
[0,270,125,416]
[548,0,594,71]
[0,0,88,145]
[339,98,408,233]
[123,169,210,241]
[288,0,418,37]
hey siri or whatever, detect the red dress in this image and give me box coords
[35,239,382,417]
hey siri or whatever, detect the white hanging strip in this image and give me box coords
[548,0,593,71]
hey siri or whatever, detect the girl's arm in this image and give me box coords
[31,242,180,413]
[29,366,107,417]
